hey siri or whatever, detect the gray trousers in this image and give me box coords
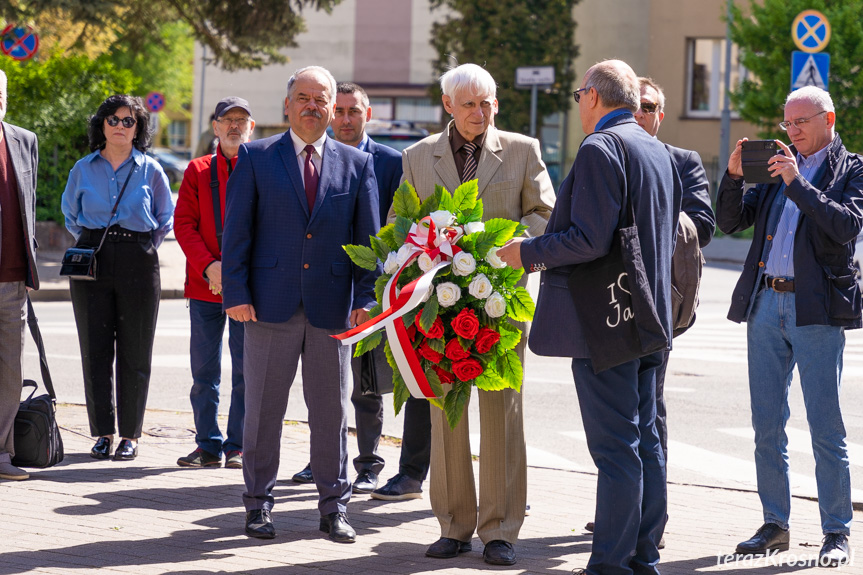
[0,281,26,464]
[242,306,351,516]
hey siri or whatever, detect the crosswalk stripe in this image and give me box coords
[720,426,863,467]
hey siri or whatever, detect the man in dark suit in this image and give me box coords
[499,59,681,575]
[222,65,380,543]
[291,81,405,495]
[0,69,40,482]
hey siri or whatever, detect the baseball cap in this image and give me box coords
[214,97,252,119]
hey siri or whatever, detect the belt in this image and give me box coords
[763,275,795,292]
[82,226,152,243]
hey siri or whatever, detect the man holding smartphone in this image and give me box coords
[716,86,862,567]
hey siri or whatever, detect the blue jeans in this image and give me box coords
[746,287,852,535]
[189,299,245,456]
[572,352,667,575]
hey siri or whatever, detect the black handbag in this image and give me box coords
[359,347,394,396]
[13,297,64,468]
[59,165,135,281]
[567,131,669,374]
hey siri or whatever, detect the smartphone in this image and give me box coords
[741,140,782,184]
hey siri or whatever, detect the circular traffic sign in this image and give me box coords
[792,10,831,53]
[145,91,166,113]
[0,25,39,61]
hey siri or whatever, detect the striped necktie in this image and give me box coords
[462,141,478,183]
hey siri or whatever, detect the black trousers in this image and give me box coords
[399,395,431,481]
[654,349,670,462]
[70,228,160,439]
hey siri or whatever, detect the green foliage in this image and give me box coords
[429,0,579,135]
[343,244,378,271]
[392,181,421,220]
[451,180,478,213]
[426,368,444,398]
[496,351,523,391]
[472,231,498,259]
[460,199,484,223]
[483,218,519,245]
[728,0,863,151]
[374,273,391,304]
[354,330,382,356]
[377,223,399,250]
[436,185,455,212]
[393,216,413,246]
[475,368,508,391]
[507,286,535,321]
[495,265,524,288]
[444,380,471,429]
[497,321,522,350]
[418,188,442,218]
[4,49,138,222]
[369,236,390,262]
[426,337,444,353]
[419,298,440,333]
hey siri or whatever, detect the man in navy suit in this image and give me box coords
[291,81,407,496]
[498,59,681,575]
[222,66,380,543]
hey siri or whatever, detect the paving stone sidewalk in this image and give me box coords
[1,404,859,574]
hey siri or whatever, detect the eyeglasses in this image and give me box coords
[572,86,592,103]
[639,102,660,115]
[106,115,136,129]
[779,110,827,131]
[217,117,251,127]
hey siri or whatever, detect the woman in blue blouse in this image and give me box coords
[61,95,174,461]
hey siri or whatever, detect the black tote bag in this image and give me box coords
[567,131,669,374]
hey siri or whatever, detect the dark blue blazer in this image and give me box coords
[665,143,715,247]
[367,137,403,222]
[521,114,682,358]
[221,131,381,328]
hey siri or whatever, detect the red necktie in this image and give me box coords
[303,144,318,214]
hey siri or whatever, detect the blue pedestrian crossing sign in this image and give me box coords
[791,51,829,91]
[792,10,830,53]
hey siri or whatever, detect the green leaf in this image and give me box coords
[374,274,391,304]
[418,188,442,218]
[483,218,519,245]
[497,321,522,351]
[353,330,382,356]
[394,216,413,246]
[425,368,444,399]
[402,305,421,328]
[419,298,439,334]
[392,181,421,220]
[377,224,399,250]
[507,286,535,322]
[393,372,410,416]
[496,266,524,288]
[443,380,471,429]
[427,337,444,353]
[343,244,377,270]
[368,304,382,318]
[436,185,455,212]
[514,223,529,238]
[460,199,484,223]
[369,235,390,261]
[473,231,498,259]
[452,180,478,213]
[496,351,524,391]
[428,396,444,411]
[474,368,508,391]
[458,236,476,254]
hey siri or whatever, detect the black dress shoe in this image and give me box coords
[352,470,378,494]
[820,533,849,566]
[292,463,314,484]
[113,439,137,461]
[319,511,356,543]
[736,523,789,555]
[483,540,517,565]
[245,509,275,539]
[90,437,113,460]
[425,537,472,558]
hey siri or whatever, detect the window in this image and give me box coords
[686,38,745,117]
[167,120,188,149]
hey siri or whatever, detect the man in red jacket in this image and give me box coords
[174,97,255,469]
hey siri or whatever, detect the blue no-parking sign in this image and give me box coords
[792,10,830,53]
[145,92,166,113]
[0,25,39,61]
[791,51,829,91]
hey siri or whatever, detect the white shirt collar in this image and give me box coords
[290,129,327,158]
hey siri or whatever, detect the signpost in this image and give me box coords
[0,25,39,61]
[145,91,166,113]
[790,10,830,92]
[515,66,555,138]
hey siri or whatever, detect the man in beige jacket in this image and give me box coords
[391,63,555,566]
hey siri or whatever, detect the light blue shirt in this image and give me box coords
[61,148,174,248]
[356,133,370,153]
[764,144,830,278]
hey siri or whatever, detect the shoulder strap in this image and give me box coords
[581,130,634,228]
[210,153,223,251]
[25,296,56,400]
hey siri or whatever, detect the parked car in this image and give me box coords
[148,147,190,186]
[364,120,430,152]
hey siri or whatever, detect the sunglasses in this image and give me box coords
[572,86,592,103]
[639,102,660,115]
[106,115,136,129]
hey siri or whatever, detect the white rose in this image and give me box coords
[485,246,507,269]
[429,210,454,230]
[436,282,462,307]
[418,252,441,273]
[395,244,415,267]
[451,251,477,277]
[464,221,485,235]
[383,251,399,274]
[468,273,493,299]
[485,291,507,318]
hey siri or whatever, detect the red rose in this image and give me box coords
[406,323,417,342]
[415,312,445,339]
[452,358,483,382]
[474,327,501,354]
[445,338,471,361]
[432,365,455,385]
[418,340,444,364]
[451,308,480,339]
